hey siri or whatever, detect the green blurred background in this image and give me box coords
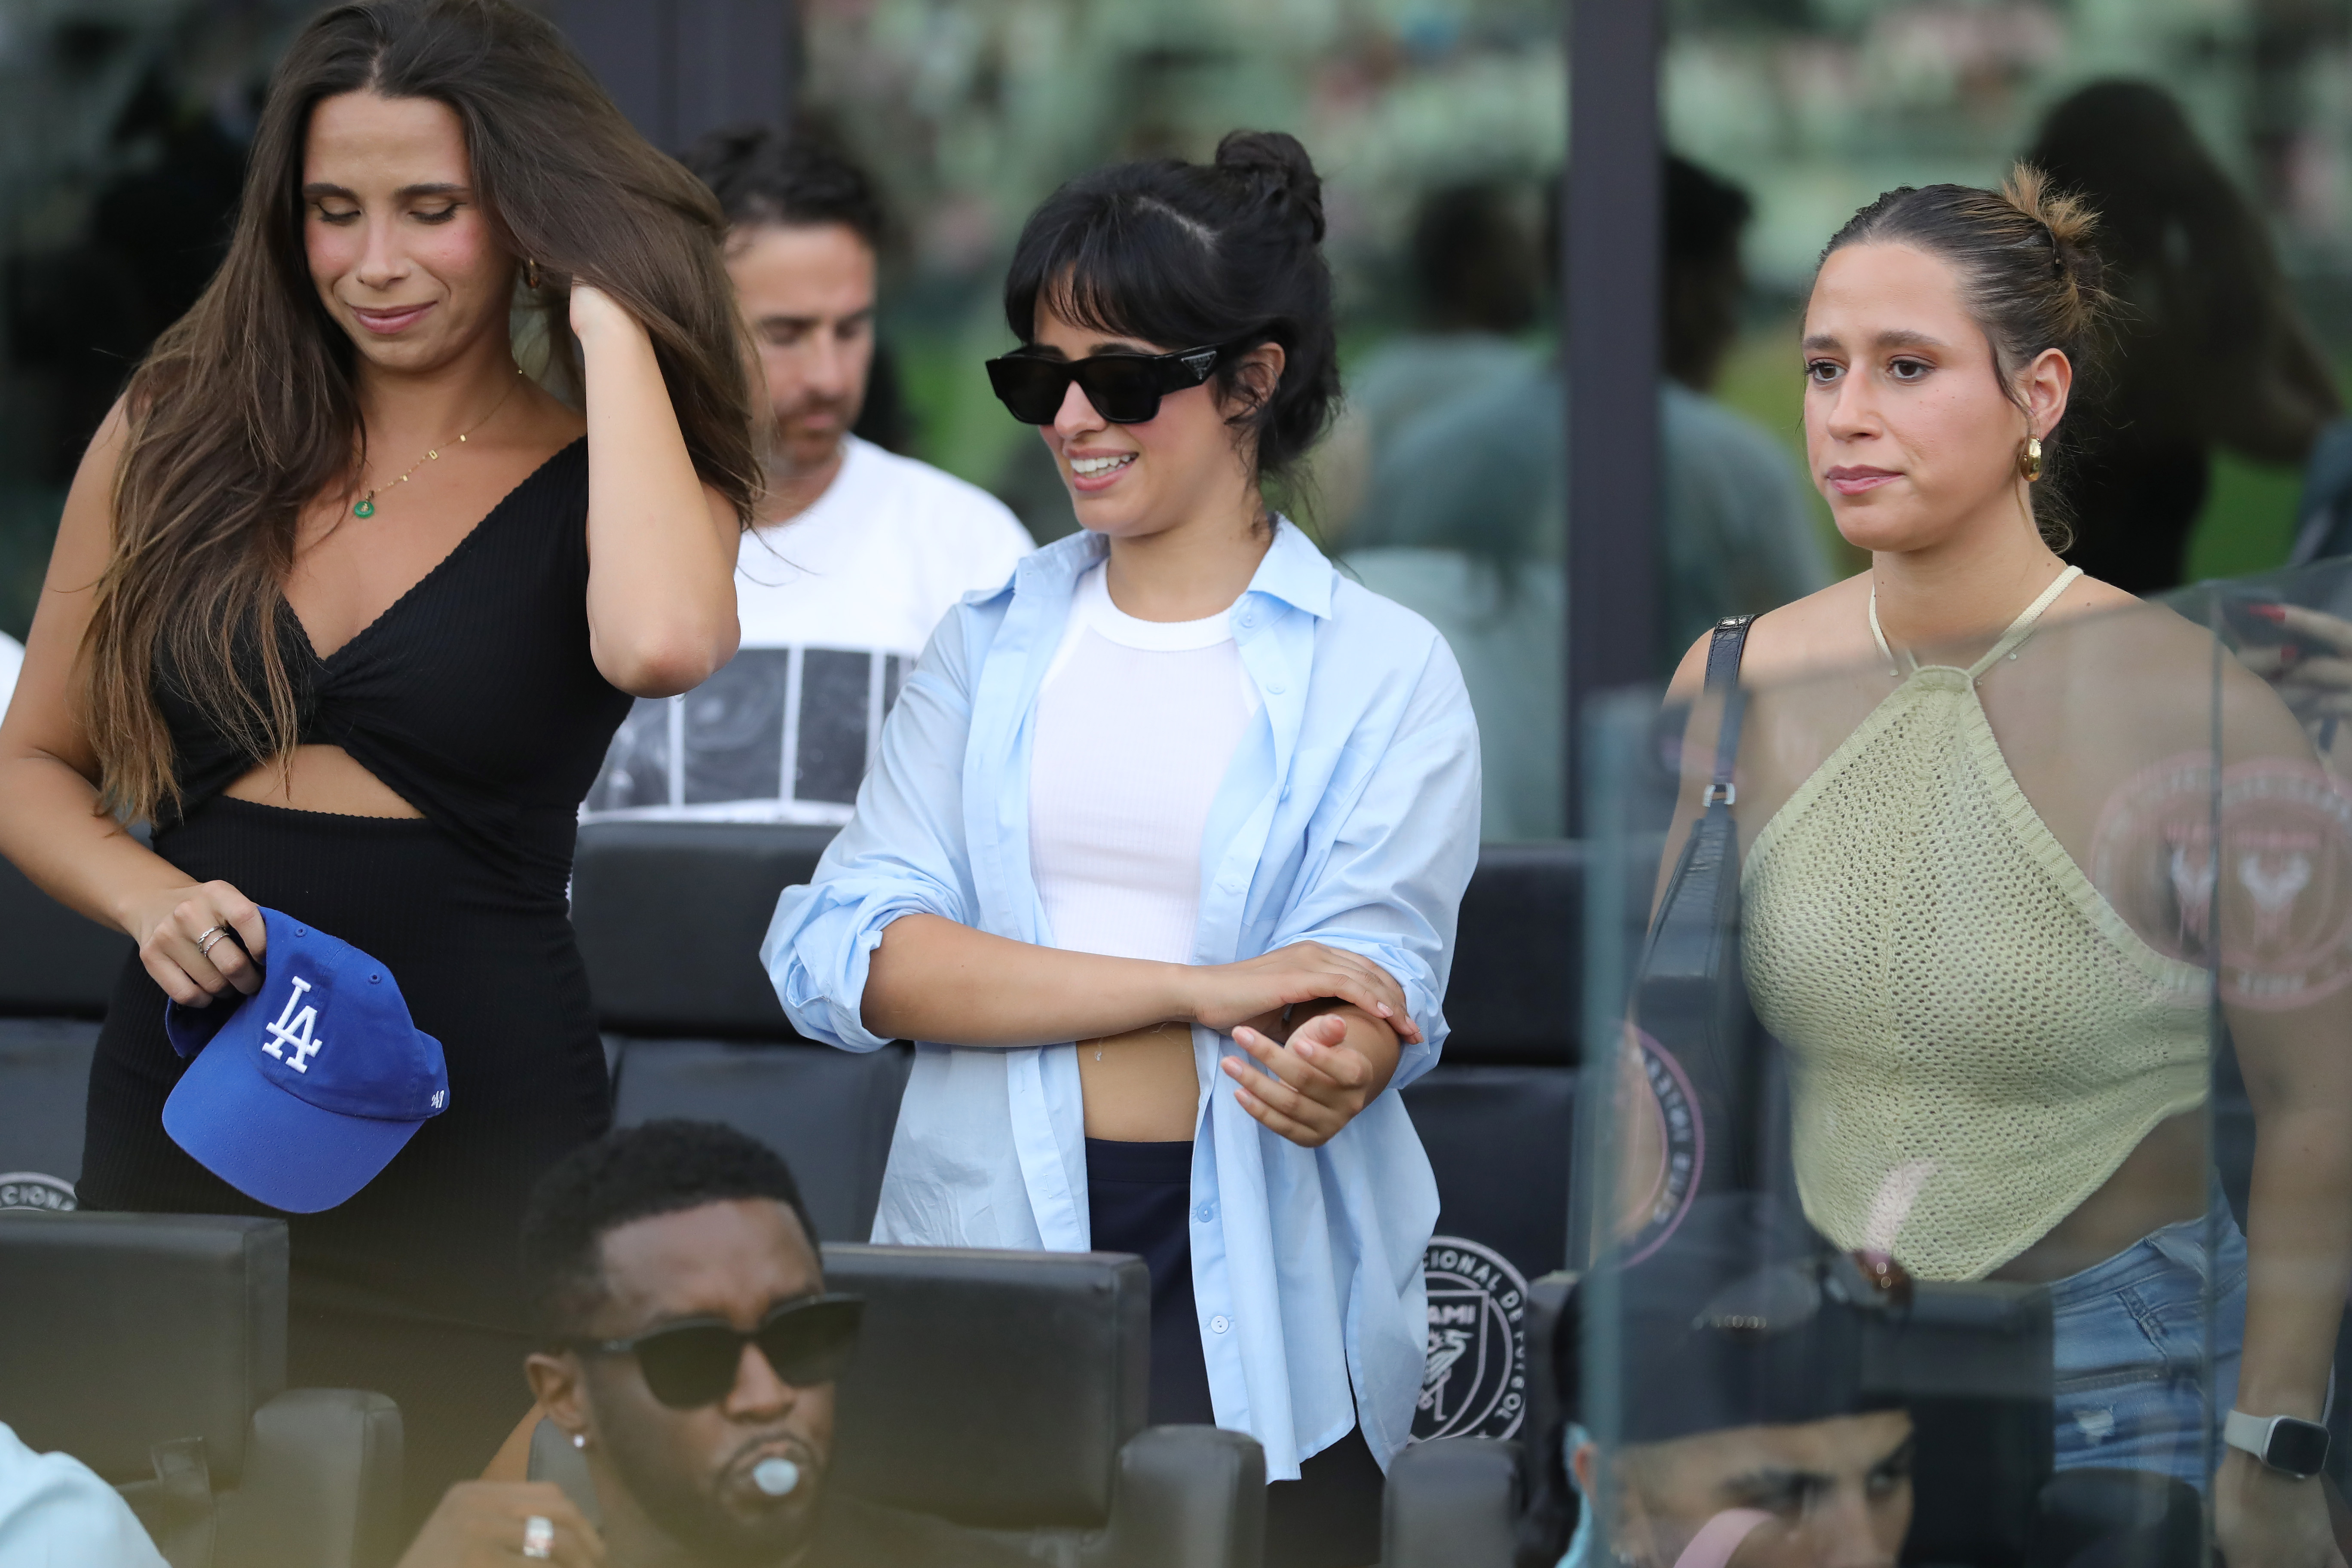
[3,0,2349,637]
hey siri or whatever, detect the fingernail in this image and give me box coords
[1377,1004,1393,1016]
[2249,603,2287,622]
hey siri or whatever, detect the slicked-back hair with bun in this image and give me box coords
[1819,164,2113,545]
[1001,130,1340,497]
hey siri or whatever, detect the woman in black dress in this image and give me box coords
[0,0,756,1517]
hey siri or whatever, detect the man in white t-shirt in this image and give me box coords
[585,125,1032,825]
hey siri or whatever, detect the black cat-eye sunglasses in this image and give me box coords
[985,342,1240,425]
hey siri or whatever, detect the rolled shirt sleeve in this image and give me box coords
[760,610,982,1052]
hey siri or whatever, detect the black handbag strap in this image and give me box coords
[1702,615,1755,805]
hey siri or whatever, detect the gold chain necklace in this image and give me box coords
[352,368,523,518]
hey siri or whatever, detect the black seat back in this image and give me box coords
[821,1243,1149,1528]
[0,853,133,1020]
[1439,840,1584,1066]
[0,1018,100,1209]
[0,856,128,1208]
[575,821,1588,1063]
[612,1041,910,1241]
[0,1211,402,1568]
[572,821,834,1038]
[0,1212,287,1486]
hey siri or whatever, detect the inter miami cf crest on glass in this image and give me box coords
[1415,1236,1530,1442]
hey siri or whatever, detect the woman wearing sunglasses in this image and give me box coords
[763,131,1479,1567]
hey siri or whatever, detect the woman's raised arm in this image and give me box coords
[572,282,743,697]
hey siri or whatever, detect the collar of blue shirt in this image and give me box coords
[990,514,1336,624]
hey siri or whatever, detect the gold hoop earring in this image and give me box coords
[524,257,542,291]
[2020,435,2044,483]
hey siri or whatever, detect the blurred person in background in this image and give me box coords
[1346,154,1829,839]
[1513,1199,1915,1568]
[585,123,1032,827]
[2026,80,2340,594]
[1311,180,1544,538]
[409,1121,1037,1568]
[0,0,759,1525]
[764,131,1480,1568]
[1656,168,2351,1565]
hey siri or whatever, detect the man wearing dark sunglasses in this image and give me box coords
[396,1121,1029,1568]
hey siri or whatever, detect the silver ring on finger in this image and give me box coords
[196,926,232,959]
[522,1514,555,1560]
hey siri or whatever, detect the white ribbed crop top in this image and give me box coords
[1740,567,2211,1281]
[1027,563,1261,965]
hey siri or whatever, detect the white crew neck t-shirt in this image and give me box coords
[585,436,1034,825]
[1027,563,1261,965]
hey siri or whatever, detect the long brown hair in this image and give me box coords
[86,0,758,823]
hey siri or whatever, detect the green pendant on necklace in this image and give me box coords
[351,367,523,524]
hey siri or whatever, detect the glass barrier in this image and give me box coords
[1571,556,2352,1565]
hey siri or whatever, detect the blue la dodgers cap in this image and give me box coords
[162,908,449,1214]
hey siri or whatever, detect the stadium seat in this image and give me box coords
[0,853,129,1209]
[0,1211,403,1568]
[575,821,912,1240]
[1401,1064,1573,1281]
[529,1243,1265,1567]
[1431,839,1585,1067]
[572,820,835,1039]
[0,1017,99,1210]
[0,851,133,1020]
[610,1038,910,1243]
[1382,1436,1521,1568]
[572,821,1591,1063]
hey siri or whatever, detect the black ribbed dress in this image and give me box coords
[79,438,630,1519]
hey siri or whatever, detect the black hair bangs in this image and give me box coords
[1005,179,1255,353]
[997,132,1340,486]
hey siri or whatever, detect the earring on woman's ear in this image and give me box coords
[525,257,542,291]
[2020,435,2044,483]
[571,1431,588,1451]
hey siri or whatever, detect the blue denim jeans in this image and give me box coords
[2048,1200,2248,1488]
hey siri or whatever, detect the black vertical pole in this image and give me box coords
[555,0,800,149]
[1564,0,1661,836]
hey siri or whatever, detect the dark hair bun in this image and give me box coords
[2001,163,2107,316]
[1215,129,1326,242]
[1003,130,1341,490]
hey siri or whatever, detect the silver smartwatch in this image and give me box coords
[2224,1409,2331,1480]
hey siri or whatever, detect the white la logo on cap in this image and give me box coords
[261,975,326,1074]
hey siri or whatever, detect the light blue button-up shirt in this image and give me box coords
[760,519,1480,1478]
